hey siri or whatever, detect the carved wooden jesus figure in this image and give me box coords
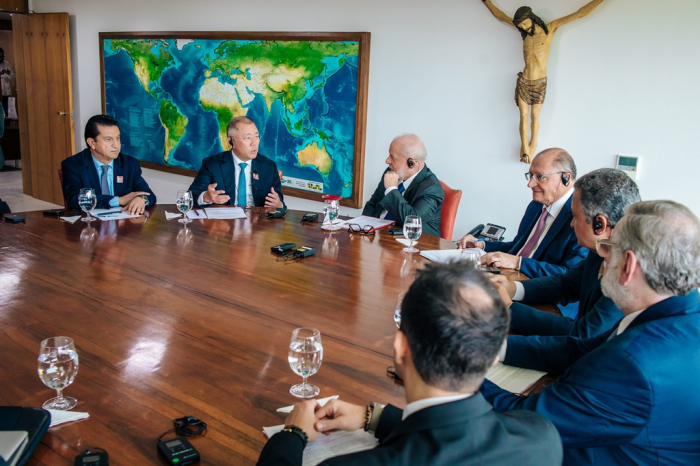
[482,0,604,163]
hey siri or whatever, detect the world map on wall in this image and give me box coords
[103,38,361,198]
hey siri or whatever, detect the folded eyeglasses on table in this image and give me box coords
[347,223,376,235]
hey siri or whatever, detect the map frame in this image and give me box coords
[99,31,370,208]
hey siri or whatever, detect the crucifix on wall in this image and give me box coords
[482,0,605,164]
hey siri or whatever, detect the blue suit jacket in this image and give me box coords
[61,148,156,210]
[481,292,700,465]
[188,151,284,208]
[485,196,587,279]
[510,253,624,338]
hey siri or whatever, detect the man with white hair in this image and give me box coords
[481,200,700,465]
[362,134,444,237]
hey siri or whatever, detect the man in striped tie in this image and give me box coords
[361,134,444,237]
[61,115,157,214]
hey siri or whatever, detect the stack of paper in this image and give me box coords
[419,248,485,264]
[92,208,141,221]
[204,207,247,220]
[264,396,377,465]
[338,215,394,230]
[485,362,546,394]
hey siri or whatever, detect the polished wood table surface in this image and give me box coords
[1,206,471,465]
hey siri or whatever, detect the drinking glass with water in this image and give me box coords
[288,328,323,398]
[78,188,97,223]
[176,190,193,224]
[37,336,79,410]
[402,215,422,253]
[460,249,481,270]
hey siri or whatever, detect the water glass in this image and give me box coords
[288,328,323,398]
[402,215,422,253]
[78,188,97,223]
[37,336,79,410]
[321,195,342,231]
[176,190,193,224]
[394,293,404,329]
[460,249,481,269]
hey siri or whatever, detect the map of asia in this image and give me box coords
[102,37,364,200]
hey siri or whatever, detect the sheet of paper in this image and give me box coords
[204,207,247,220]
[47,409,89,427]
[165,211,181,220]
[419,248,485,264]
[92,208,141,221]
[485,362,546,395]
[339,215,394,230]
[277,395,339,413]
[186,209,206,219]
[263,426,377,466]
[60,215,81,224]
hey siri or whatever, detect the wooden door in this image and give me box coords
[13,13,74,205]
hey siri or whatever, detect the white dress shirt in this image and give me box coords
[402,393,473,420]
[616,310,645,335]
[512,188,574,300]
[379,170,419,219]
[197,152,254,206]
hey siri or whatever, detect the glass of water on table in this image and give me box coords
[176,190,193,224]
[78,188,97,223]
[288,328,323,398]
[37,336,79,410]
[402,215,422,253]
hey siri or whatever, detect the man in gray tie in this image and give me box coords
[362,134,444,237]
[61,115,156,214]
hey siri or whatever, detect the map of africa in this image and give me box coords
[102,37,363,199]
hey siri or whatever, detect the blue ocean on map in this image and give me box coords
[103,39,360,198]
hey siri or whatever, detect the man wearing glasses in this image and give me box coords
[459,148,587,284]
[189,116,285,209]
[491,168,640,339]
[482,200,700,465]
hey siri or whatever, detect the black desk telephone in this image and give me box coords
[468,223,506,242]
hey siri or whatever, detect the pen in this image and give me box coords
[97,212,121,217]
[194,210,200,216]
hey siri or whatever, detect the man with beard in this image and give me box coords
[481,200,700,465]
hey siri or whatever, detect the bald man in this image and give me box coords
[362,134,444,237]
[460,148,587,282]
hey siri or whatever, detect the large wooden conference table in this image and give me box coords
[0,206,548,465]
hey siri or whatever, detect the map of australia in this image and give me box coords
[103,38,360,198]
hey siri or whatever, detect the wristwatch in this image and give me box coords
[139,194,149,205]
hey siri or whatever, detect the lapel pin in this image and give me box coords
[253,173,259,181]
[116,176,124,183]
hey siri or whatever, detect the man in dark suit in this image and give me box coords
[257,262,562,466]
[188,116,284,209]
[492,168,640,339]
[482,200,700,465]
[61,115,156,214]
[362,134,444,237]
[459,148,587,281]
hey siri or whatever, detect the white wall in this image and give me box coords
[33,0,700,239]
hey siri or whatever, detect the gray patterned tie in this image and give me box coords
[100,165,110,195]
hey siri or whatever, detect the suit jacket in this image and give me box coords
[188,151,284,208]
[257,394,562,466]
[485,196,587,279]
[481,292,700,466]
[362,165,443,237]
[509,253,624,339]
[61,148,156,210]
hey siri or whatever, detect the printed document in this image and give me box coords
[486,362,546,394]
[204,207,247,220]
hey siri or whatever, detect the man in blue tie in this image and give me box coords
[189,116,284,209]
[362,134,444,237]
[482,200,700,465]
[61,115,156,214]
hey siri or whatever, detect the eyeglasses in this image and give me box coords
[595,238,615,256]
[347,224,376,235]
[524,171,565,182]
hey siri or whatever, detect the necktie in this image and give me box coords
[384,182,405,221]
[518,208,550,258]
[100,164,110,195]
[238,162,248,207]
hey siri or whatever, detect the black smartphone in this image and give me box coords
[387,228,403,235]
[480,267,501,274]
